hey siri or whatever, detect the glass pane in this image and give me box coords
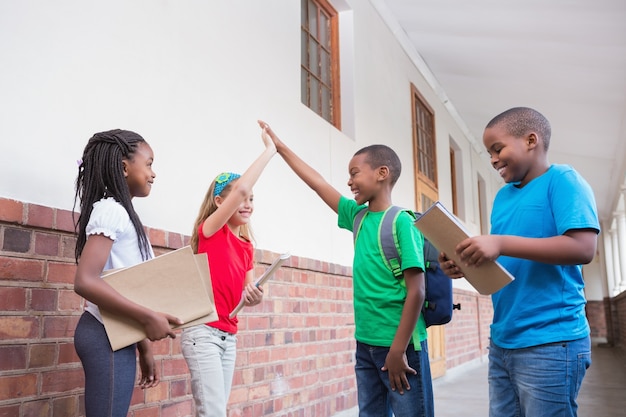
[308,1,318,38]
[309,39,319,76]
[310,77,320,115]
[320,12,329,48]
[301,30,308,68]
[301,69,309,106]
[322,85,331,121]
[321,50,330,84]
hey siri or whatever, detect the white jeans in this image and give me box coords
[182,325,237,417]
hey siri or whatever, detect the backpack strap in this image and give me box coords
[352,206,405,278]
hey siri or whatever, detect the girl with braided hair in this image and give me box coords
[181,121,276,417]
[73,129,182,417]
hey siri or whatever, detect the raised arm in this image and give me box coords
[258,120,342,213]
[201,125,277,237]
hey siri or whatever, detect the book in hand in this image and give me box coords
[100,246,217,351]
[229,252,291,319]
[415,201,514,295]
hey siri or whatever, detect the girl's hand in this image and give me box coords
[438,252,465,278]
[258,120,277,153]
[137,340,159,389]
[257,120,281,151]
[141,311,182,341]
[243,282,264,307]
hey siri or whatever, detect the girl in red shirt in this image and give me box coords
[182,121,276,417]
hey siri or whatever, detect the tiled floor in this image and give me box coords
[432,343,626,417]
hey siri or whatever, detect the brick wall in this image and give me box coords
[442,289,492,369]
[586,300,608,339]
[0,198,357,417]
[612,292,626,349]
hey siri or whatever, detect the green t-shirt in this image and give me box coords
[338,196,426,349]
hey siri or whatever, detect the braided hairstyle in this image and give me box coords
[73,129,151,263]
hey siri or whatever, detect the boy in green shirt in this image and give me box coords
[260,121,432,417]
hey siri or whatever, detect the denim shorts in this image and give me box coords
[182,325,237,417]
[488,336,591,417]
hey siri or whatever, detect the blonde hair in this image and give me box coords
[190,178,253,253]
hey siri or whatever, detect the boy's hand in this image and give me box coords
[381,349,416,394]
[438,252,465,278]
[456,235,500,267]
[258,120,277,153]
[258,120,283,151]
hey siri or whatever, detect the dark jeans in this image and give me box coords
[355,340,433,417]
[74,312,137,417]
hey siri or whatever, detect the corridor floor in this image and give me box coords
[432,343,626,417]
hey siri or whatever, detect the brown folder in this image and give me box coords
[100,246,217,351]
[415,202,514,295]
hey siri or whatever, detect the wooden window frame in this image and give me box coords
[411,84,438,211]
[301,0,341,129]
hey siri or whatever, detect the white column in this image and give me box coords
[610,227,621,295]
[616,209,626,291]
[603,222,615,295]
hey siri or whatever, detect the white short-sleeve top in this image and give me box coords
[84,197,154,322]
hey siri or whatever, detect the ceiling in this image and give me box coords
[377,0,626,222]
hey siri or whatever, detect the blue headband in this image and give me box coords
[213,172,241,197]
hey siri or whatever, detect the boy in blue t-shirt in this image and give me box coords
[439,107,600,417]
[260,120,433,417]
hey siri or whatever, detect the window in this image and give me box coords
[411,84,437,211]
[301,0,341,128]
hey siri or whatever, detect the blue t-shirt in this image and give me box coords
[490,164,600,349]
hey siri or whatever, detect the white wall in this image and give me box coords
[0,0,496,268]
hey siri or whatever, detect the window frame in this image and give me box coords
[301,0,341,129]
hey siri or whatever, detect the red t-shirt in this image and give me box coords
[198,223,253,334]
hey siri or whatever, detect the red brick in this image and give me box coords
[61,236,77,260]
[58,342,79,365]
[34,232,59,256]
[29,343,57,368]
[0,256,44,281]
[0,198,24,223]
[0,316,39,339]
[0,286,27,310]
[41,368,84,394]
[162,357,188,378]
[0,344,27,371]
[52,395,79,417]
[22,399,51,417]
[132,406,160,417]
[31,288,57,311]
[0,373,37,400]
[0,404,20,417]
[170,378,188,398]
[47,261,76,284]
[2,227,31,253]
[56,209,76,234]
[147,227,166,247]
[26,204,54,229]
[43,316,79,338]
[161,399,193,417]
[145,381,168,403]
[167,232,184,249]
[58,289,82,312]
